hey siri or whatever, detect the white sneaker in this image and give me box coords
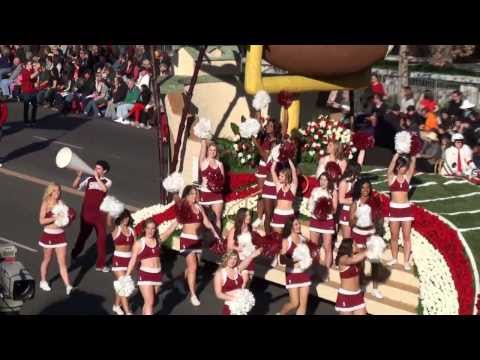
[96,266,111,273]
[139,123,145,128]
[112,305,124,315]
[386,258,397,266]
[40,281,51,292]
[371,288,384,299]
[66,285,73,295]
[114,117,124,123]
[404,262,412,271]
[190,295,201,307]
[121,120,130,125]
[145,125,152,130]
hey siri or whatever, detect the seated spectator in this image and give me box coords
[0,57,22,98]
[0,49,13,79]
[441,133,476,177]
[473,140,480,169]
[78,71,95,110]
[112,54,127,74]
[400,86,415,113]
[406,105,425,131]
[113,78,140,124]
[122,57,135,79]
[36,62,52,106]
[447,90,464,119]
[83,72,110,117]
[126,84,151,127]
[418,131,442,172]
[105,76,128,119]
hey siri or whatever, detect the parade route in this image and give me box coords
[0,103,336,315]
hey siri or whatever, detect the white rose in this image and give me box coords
[319,121,326,128]
[348,154,353,160]
[309,150,315,156]
[233,144,239,151]
[319,150,324,155]
[241,158,246,164]
[351,146,357,153]
[314,134,319,140]
[238,152,244,158]
[247,154,252,160]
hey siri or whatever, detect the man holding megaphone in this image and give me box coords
[71,160,112,272]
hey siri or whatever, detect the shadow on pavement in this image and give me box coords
[37,289,109,315]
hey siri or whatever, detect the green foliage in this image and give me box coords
[230,123,240,136]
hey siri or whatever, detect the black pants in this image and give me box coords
[23,93,38,124]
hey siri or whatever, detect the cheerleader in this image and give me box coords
[338,163,362,239]
[349,178,383,299]
[125,218,177,315]
[38,183,73,295]
[214,248,262,315]
[199,139,224,230]
[315,140,348,178]
[111,209,135,315]
[308,172,338,270]
[278,218,312,315]
[270,159,298,233]
[175,185,221,306]
[334,238,368,315]
[226,208,257,286]
[386,153,416,270]
[252,117,282,231]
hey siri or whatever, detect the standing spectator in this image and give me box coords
[83,73,109,117]
[0,57,22,97]
[20,61,39,127]
[472,140,480,169]
[78,71,95,110]
[327,90,350,122]
[0,48,13,79]
[36,63,52,106]
[136,67,150,89]
[447,90,464,119]
[0,95,8,167]
[113,78,140,125]
[105,76,127,119]
[369,94,388,147]
[126,84,151,127]
[400,86,415,113]
[370,73,387,100]
[383,104,403,150]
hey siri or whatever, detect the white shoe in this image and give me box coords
[386,258,397,266]
[66,285,73,295]
[139,123,145,128]
[371,288,384,299]
[114,117,124,123]
[96,266,111,273]
[121,120,130,125]
[40,281,51,292]
[404,262,412,271]
[112,305,124,315]
[190,295,201,307]
[145,125,152,130]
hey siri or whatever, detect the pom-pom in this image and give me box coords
[225,289,255,315]
[162,172,184,194]
[193,117,212,140]
[51,201,70,227]
[209,237,228,256]
[113,275,136,297]
[352,131,375,150]
[366,235,386,262]
[269,144,281,162]
[68,207,77,224]
[409,132,423,157]
[252,231,282,258]
[292,243,313,271]
[100,196,125,219]
[278,141,297,162]
[313,197,333,220]
[239,117,262,138]
[306,241,320,262]
[252,90,271,111]
[207,170,224,193]
[395,131,412,154]
[367,192,383,222]
[277,91,295,109]
[325,161,342,183]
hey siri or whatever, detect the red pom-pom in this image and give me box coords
[209,238,228,256]
[306,241,320,262]
[352,131,375,150]
[279,140,297,162]
[409,132,423,157]
[252,231,282,258]
[277,91,295,109]
[313,197,333,220]
[301,176,319,197]
[368,192,383,222]
[67,207,76,225]
[207,171,224,193]
[325,161,342,183]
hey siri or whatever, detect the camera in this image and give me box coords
[0,245,35,314]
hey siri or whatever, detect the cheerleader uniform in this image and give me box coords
[388,177,414,222]
[221,267,244,315]
[352,200,374,249]
[270,188,295,229]
[335,264,366,312]
[137,237,163,286]
[255,137,273,179]
[199,161,224,206]
[178,204,204,255]
[284,236,311,289]
[39,211,67,248]
[237,232,256,276]
[261,160,277,200]
[309,187,335,234]
[339,181,353,226]
[111,227,135,272]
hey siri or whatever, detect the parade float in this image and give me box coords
[133,45,479,315]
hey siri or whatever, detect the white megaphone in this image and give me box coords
[55,147,95,176]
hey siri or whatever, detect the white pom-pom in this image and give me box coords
[51,201,70,227]
[366,235,386,262]
[113,275,136,297]
[193,117,212,140]
[226,289,256,315]
[239,118,261,138]
[162,172,184,194]
[252,90,271,111]
[395,131,412,154]
[100,196,125,219]
[292,243,312,271]
[269,144,281,162]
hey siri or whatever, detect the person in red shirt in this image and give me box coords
[370,73,387,100]
[20,61,39,126]
[71,160,112,272]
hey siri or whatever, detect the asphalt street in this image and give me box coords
[0,102,337,315]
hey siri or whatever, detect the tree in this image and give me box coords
[398,45,409,103]
[428,45,476,67]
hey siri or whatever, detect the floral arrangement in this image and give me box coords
[226,122,258,169]
[297,115,356,163]
[226,288,256,315]
[113,275,136,297]
[100,195,125,219]
[292,243,313,271]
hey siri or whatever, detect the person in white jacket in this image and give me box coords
[441,133,476,176]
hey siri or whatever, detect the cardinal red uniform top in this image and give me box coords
[78,176,112,216]
[221,267,244,315]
